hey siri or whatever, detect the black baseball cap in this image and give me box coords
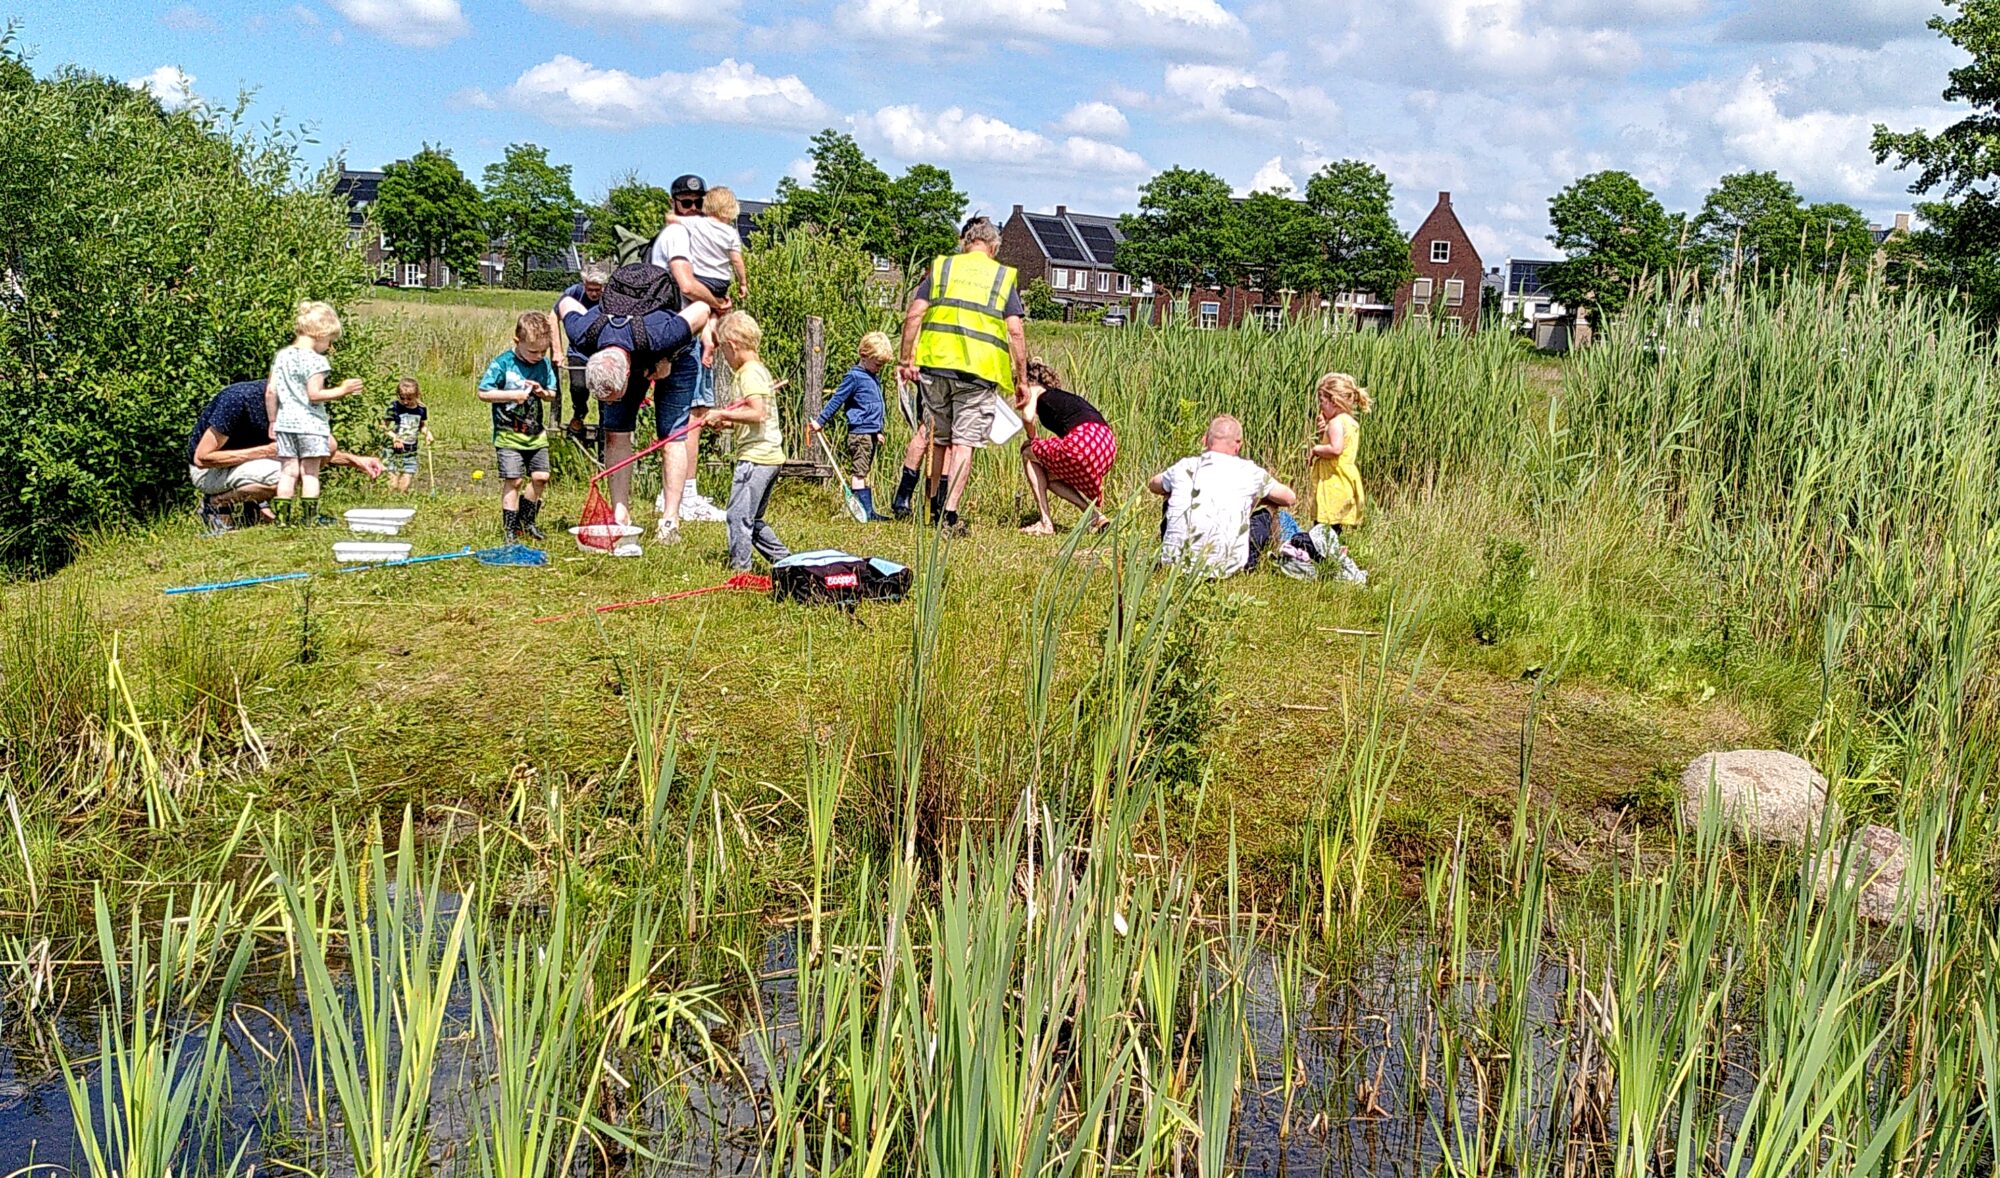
[670,174,707,198]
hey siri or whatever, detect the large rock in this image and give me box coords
[1678,750,1829,846]
[1816,823,1939,929]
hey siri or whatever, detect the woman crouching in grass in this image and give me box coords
[1018,358,1116,534]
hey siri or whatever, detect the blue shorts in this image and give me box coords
[690,339,716,409]
[599,345,699,438]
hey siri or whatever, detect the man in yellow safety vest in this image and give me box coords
[897,216,1028,535]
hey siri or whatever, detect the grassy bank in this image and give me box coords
[4,276,1996,1175]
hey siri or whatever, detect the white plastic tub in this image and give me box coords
[345,508,416,536]
[332,541,414,564]
[569,524,642,553]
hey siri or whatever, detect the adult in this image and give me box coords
[1147,415,1297,577]
[648,173,733,534]
[187,379,383,533]
[1016,358,1116,535]
[560,260,612,436]
[556,291,713,529]
[896,216,1029,535]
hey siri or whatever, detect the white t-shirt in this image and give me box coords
[1158,451,1273,577]
[649,217,740,285]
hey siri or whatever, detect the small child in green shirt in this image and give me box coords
[476,312,558,541]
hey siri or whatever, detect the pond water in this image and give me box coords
[0,932,1753,1176]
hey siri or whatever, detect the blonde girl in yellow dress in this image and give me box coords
[1309,372,1372,581]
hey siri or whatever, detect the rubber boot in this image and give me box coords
[273,499,293,526]
[301,496,328,526]
[891,467,921,519]
[502,506,519,541]
[855,487,885,521]
[928,476,950,525]
[519,498,547,542]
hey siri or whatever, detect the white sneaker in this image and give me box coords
[681,496,727,523]
[654,520,681,544]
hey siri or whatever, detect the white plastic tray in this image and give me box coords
[570,524,643,553]
[333,541,414,563]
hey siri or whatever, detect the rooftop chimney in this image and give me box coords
[1055,204,1068,216]
[1438,191,1451,205]
[1895,212,1911,232]
[1011,203,1024,216]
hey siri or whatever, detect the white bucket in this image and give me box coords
[569,524,642,553]
[333,541,413,563]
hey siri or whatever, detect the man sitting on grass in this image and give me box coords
[1148,414,1297,578]
[187,379,384,534]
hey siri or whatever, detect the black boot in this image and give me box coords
[519,498,547,542]
[891,466,921,519]
[502,506,519,541]
[928,476,950,525]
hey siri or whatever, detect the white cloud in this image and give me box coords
[504,56,831,131]
[290,3,321,25]
[1672,66,1889,199]
[1055,100,1130,138]
[327,0,466,46]
[522,0,730,24]
[840,0,1250,56]
[785,157,815,183]
[1161,62,1340,129]
[854,104,1148,175]
[1722,0,1942,48]
[450,87,497,110]
[128,65,198,111]
[1246,156,1297,193]
[161,5,215,31]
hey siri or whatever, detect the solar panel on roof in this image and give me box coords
[1028,215,1090,262]
[1075,225,1120,265]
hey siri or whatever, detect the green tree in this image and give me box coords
[586,172,670,258]
[1873,0,2000,314]
[376,145,485,281]
[1799,202,1879,275]
[885,162,967,273]
[482,142,579,271]
[773,129,895,256]
[1115,167,1235,293]
[1692,170,1805,274]
[0,42,372,570]
[1542,170,1673,322]
[1301,160,1413,298]
[1021,277,1062,320]
[1225,189,1321,299]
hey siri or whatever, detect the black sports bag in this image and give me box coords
[770,551,913,605]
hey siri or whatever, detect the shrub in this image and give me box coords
[499,264,580,292]
[741,227,897,424]
[0,41,375,571]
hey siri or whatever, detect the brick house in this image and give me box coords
[1394,192,1484,333]
[335,169,463,288]
[997,205,1145,322]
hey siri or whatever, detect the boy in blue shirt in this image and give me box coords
[477,312,559,541]
[806,331,894,521]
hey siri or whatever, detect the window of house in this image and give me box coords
[1441,315,1464,334]
[1443,278,1464,306]
[1052,268,1067,290]
[1252,305,1283,331]
[1198,301,1221,330]
[1097,271,1111,293]
[1535,301,1551,316]
[1413,278,1433,302]
[403,262,422,286]
[873,255,892,272]
[1430,240,1451,264]
[377,261,395,280]
[1118,274,1131,294]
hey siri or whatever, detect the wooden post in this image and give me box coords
[803,316,825,460]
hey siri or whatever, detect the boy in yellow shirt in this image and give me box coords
[703,312,792,570]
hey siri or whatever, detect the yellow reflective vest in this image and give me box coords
[914,251,1019,394]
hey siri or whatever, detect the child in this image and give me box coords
[668,187,750,524]
[807,331,893,521]
[477,313,559,541]
[381,377,434,495]
[1309,371,1372,581]
[265,301,364,526]
[703,312,792,570]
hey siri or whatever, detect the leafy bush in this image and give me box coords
[0,41,374,571]
[1471,537,1535,645]
[1022,277,1061,321]
[741,227,897,421]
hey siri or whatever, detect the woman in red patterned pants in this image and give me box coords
[1018,359,1117,535]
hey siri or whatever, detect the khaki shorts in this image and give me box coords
[845,431,881,481]
[189,458,281,496]
[920,369,998,448]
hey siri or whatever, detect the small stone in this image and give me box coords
[1678,749,1829,847]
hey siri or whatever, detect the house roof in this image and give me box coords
[334,168,381,229]
[1506,258,1559,296]
[1014,206,1125,267]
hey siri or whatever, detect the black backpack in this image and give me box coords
[770,551,913,606]
[577,261,681,357]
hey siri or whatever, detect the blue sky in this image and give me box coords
[22,0,1967,263]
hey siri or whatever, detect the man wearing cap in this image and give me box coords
[644,173,733,539]
[897,215,1028,536]
[558,260,612,436]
